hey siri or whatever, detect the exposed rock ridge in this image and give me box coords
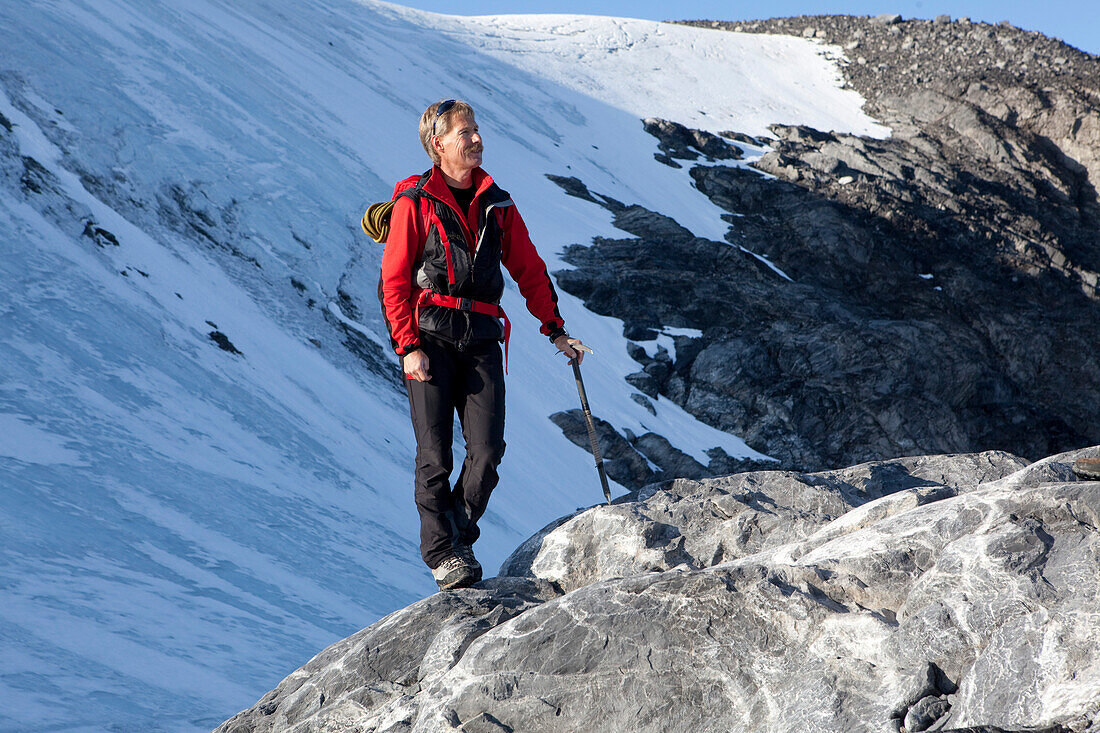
[545,16,1100,470]
[215,446,1100,733]
[543,171,776,489]
[549,166,1100,470]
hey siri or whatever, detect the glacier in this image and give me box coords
[0,1,885,729]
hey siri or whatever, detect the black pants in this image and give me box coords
[405,334,506,569]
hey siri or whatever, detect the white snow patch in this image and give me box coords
[662,327,703,338]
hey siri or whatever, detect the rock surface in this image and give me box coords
[215,446,1100,732]
[549,16,1100,472]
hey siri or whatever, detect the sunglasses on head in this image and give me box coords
[432,99,457,137]
[429,97,455,136]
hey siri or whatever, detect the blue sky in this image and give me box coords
[395,1,1099,55]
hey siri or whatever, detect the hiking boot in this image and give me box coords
[454,543,483,583]
[1073,457,1100,481]
[432,555,475,591]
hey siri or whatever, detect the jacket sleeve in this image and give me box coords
[499,204,566,339]
[380,195,421,355]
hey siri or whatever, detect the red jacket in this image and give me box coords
[379,166,565,355]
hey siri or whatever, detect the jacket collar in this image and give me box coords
[422,165,495,205]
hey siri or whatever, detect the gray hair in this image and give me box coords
[419,99,476,165]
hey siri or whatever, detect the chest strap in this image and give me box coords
[415,290,512,373]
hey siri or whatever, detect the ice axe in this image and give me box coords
[568,345,612,505]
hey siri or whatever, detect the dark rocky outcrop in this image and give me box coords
[208,330,243,355]
[643,117,744,167]
[215,446,1100,732]
[551,17,1100,471]
[549,407,769,490]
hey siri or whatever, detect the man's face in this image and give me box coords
[437,113,483,172]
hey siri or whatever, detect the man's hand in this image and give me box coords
[403,349,431,381]
[554,335,586,364]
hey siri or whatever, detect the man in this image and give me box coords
[379,99,585,591]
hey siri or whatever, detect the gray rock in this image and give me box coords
[937,721,1073,726]
[719,130,764,146]
[633,432,706,479]
[548,404,775,491]
[642,117,742,163]
[905,694,950,731]
[610,204,695,242]
[548,15,1100,471]
[625,369,660,398]
[217,447,1100,733]
[630,392,657,415]
[214,577,560,733]
[1074,458,1100,480]
[549,409,657,489]
[498,450,1029,591]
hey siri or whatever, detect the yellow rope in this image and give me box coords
[360,199,395,243]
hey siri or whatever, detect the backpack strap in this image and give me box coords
[394,170,431,246]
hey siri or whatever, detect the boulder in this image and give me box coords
[216,447,1100,733]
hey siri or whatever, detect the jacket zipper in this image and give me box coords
[425,190,505,287]
[473,201,511,279]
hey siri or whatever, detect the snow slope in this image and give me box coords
[0,2,886,729]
